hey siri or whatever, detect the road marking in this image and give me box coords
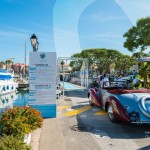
[66,108,73,111]
[95,109,107,115]
[91,130,110,139]
[57,106,70,110]
[63,106,93,117]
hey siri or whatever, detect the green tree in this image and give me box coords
[70,48,132,75]
[103,49,122,74]
[69,53,83,71]
[123,17,150,52]
[132,52,150,87]
[138,62,150,87]
[5,59,14,65]
[60,61,65,73]
[123,17,150,87]
[5,59,14,70]
[115,55,134,76]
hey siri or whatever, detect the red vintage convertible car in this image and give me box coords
[88,80,150,124]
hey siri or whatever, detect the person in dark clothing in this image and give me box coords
[99,74,104,87]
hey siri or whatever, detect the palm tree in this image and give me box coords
[60,61,65,73]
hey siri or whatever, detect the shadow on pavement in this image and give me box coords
[137,145,150,150]
[65,89,150,140]
[69,104,150,140]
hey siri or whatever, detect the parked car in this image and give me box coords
[88,80,150,124]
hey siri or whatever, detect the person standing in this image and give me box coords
[99,74,104,87]
[102,74,110,87]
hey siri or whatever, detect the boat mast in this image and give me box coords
[24,40,26,78]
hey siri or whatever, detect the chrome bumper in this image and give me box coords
[131,121,150,124]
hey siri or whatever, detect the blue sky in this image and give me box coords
[0,0,150,64]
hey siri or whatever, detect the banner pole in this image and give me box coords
[63,73,64,100]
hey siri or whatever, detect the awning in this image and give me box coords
[138,57,150,62]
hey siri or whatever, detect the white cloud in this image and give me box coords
[0,26,54,42]
[29,22,53,31]
[93,33,122,39]
[0,30,26,39]
[0,26,32,39]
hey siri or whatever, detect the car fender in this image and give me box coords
[88,88,101,106]
[106,96,130,122]
[138,96,150,119]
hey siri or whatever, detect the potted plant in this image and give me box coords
[20,106,43,130]
[0,106,43,144]
[0,135,31,150]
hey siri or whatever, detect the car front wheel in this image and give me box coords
[108,104,117,122]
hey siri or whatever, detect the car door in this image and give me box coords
[101,88,108,107]
[90,87,101,106]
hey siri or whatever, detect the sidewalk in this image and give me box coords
[31,118,66,150]
[30,85,87,150]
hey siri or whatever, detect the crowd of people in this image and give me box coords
[91,72,142,89]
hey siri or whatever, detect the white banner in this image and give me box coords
[29,52,56,105]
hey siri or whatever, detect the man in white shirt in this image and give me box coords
[102,74,110,87]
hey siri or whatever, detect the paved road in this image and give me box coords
[57,89,150,150]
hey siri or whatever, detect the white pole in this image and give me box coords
[87,60,89,88]
[24,40,26,79]
[81,69,83,87]
[63,73,64,100]
[80,72,82,86]
[84,68,85,87]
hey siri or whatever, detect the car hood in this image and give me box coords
[115,92,150,119]
[115,92,150,109]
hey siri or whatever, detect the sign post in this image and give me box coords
[29,52,56,118]
[80,61,86,87]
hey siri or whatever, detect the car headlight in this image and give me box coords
[129,111,140,122]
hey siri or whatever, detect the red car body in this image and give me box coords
[88,86,150,123]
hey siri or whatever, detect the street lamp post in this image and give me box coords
[35,41,39,51]
[30,34,39,52]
